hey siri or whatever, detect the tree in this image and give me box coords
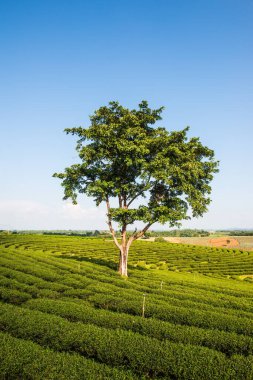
[53,101,219,276]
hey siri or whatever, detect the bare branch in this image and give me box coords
[127,176,151,208]
[106,198,121,250]
[123,194,127,209]
[130,227,137,237]
[127,191,144,208]
[127,222,153,249]
[135,222,153,239]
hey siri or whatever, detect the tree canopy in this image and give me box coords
[53,101,219,276]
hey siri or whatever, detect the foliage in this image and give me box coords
[154,237,166,242]
[150,229,210,237]
[228,230,253,236]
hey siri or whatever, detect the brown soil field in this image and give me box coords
[144,236,253,251]
[208,237,239,248]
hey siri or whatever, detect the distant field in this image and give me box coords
[146,235,253,251]
[0,234,253,379]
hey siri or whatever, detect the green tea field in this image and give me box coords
[0,234,253,379]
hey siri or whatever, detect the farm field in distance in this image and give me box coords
[147,235,253,251]
[0,233,253,379]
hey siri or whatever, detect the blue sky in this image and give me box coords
[0,0,252,230]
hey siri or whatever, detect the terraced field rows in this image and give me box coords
[2,234,253,277]
[0,234,253,379]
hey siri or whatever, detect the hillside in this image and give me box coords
[0,234,253,379]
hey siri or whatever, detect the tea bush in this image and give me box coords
[1,303,253,379]
[1,234,253,379]
[0,332,138,380]
[25,298,253,356]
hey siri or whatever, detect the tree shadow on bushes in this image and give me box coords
[57,254,144,273]
[58,254,117,270]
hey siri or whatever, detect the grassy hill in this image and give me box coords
[0,234,253,379]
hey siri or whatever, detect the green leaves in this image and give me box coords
[54,101,219,229]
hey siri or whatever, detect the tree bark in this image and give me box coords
[117,222,153,277]
[118,244,128,277]
[106,196,154,277]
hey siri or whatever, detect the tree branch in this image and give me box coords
[106,198,121,250]
[123,194,127,208]
[127,191,144,208]
[127,222,153,249]
[135,222,153,239]
[127,176,151,208]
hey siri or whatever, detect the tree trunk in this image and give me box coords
[114,218,152,277]
[118,245,128,277]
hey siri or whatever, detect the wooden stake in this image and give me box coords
[142,293,146,318]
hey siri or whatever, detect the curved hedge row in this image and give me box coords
[1,234,252,277]
[25,298,253,356]
[88,293,253,336]
[1,247,252,317]
[0,332,138,380]
[1,234,253,379]
[0,303,253,380]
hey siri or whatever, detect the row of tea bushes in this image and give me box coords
[1,267,252,350]
[1,234,253,277]
[1,303,252,380]
[0,253,94,291]
[0,286,32,304]
[1,241,252,312]
[1,234,253,378]
[1,243,252,334]
[25,298,253,356]
[3,243,252,314]
[88,292,253,336]
[0,332,137,380]
[63,278,253,324]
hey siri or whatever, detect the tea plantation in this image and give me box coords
[0,234,253,379]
